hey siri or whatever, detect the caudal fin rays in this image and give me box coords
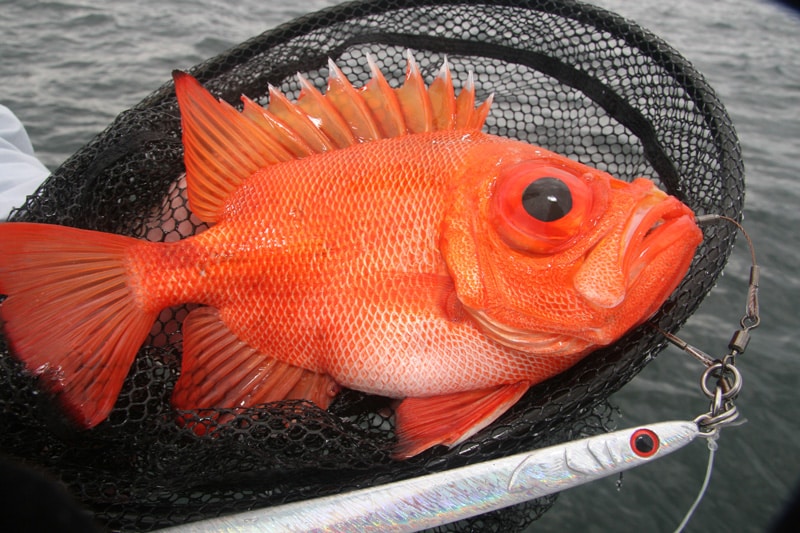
[0,223,158,428]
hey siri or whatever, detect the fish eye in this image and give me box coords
[490,161,592,254]
[522,177,572,222]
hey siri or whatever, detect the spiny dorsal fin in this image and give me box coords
[324,58,383,142]
[173,52,493,223]
[429,58,456,130]
[362,53,407,138]
[395,51,434,133]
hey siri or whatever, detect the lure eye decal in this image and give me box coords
[630,428,660,458]
[491,161,593,254]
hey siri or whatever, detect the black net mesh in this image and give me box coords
[0,0,744,531]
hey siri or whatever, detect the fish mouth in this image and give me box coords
[622,189,698,285]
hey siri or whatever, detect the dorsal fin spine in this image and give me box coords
[236,97,294,163]
[241,96,313,159]
[296,72,357,148]
[395,51,434,133]
[175,54,492,222]
[362,52,407,138]
[429,56,456,130]
[455,70,477,129]
[325,58,382,142]
[267,85,334,153]
[470,93,494,130]
[217,101,275,168]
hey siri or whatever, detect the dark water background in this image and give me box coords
[1,1,798,531]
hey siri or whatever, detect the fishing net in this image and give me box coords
[0,0,744,531]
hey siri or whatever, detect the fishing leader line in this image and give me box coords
[674,431,719,533]
[651,213,760,532]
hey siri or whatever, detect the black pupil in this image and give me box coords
[634,434,655,454]
[521,177,572,222]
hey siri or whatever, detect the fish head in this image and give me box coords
[441,141,703,355]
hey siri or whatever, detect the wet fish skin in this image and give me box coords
[0,54,702,457]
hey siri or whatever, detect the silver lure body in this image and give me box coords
[163,420,699,532]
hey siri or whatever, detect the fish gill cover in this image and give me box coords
[0,0,743,530]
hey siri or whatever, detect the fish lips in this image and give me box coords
[622,192,701,288]
[572,184,699,311]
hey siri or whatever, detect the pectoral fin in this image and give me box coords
[393,382,530,458]
[173,307,339,418]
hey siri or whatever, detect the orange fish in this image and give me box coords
[0,53,702,457]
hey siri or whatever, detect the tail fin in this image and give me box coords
[0,222,158,428]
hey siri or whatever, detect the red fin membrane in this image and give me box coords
[175,53,493,223]
[429,57,457,130]
[395,51,434,133]
[362,53,407,137]
[394,382,530,458]
[265,84,336,153]
[173,71,284,223]
[296,71,358,148]
[323,59,382,142]
[173,307,339,423]
[0,223,157,428]
[241,96,314,159]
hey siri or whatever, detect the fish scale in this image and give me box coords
[0,54,702,457]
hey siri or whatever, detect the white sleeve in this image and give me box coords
[0,104,51,220]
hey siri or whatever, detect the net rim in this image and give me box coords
[2,1,745,529]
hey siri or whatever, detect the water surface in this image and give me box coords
[1,1,797,531]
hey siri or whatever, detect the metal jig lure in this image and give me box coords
[163,421,700,532]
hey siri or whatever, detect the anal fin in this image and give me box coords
[394,382,530,458]
[173,307,339,419]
